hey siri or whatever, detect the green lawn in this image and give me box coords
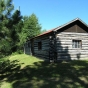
[0,54,88,88]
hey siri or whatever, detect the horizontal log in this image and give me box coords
[57,54,88,58]
[57,35,88,38]
[34,45,49,48]
[34,54,49,59]
[35,36,49,39]
[57,57,88,60]
[34,46,48,49]
[57,46,88,49]
[34,40,49,43]
[57,32,88,36]
[34,42,49,45]
[34,38,49,42]
[57,51,88,56]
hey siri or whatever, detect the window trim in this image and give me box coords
[72,40,82,49]
[38,41,42,50]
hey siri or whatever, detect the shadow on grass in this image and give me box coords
[0,60,88,88]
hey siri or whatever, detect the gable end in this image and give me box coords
[56,20,88,33]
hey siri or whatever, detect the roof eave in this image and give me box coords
[53,18,88,32]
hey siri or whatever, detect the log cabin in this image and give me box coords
[24,18,88,61]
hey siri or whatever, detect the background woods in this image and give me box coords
[0,0,42,57]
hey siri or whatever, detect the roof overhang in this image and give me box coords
[31,18,88,39]
[53,18,88,32]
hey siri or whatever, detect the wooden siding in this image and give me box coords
[58,20,88,33]
[24,41,32,55]
[64,24,87,33]
[24,19,88,61]
[56,32,88,60]
[33,36,50,60]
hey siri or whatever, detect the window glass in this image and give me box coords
[72,40,82,48]
[38,41,42,50]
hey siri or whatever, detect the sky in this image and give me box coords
[13,0,88,30]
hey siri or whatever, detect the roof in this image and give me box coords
[54,18,88,32]
[35,29,53,37]
[36,18,88,37]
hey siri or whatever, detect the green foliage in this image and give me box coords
[10,10,23,52]
[20,14,41,45]
[0,0,42,57]
[0,0,14,57]
[41,29,47,33]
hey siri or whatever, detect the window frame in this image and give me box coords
[72,40,82,49]
[38,41,42,50]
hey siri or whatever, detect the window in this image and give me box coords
[38,41,42,50]
[72,40,82,48]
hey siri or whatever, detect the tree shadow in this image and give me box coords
[0,59,88,88]
[0,60,24,80]
[1,33,88,88]
[76,53,81,60]
[56,37,71,61]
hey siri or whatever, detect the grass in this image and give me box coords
[9,54,43,68]
[0,54,88,88]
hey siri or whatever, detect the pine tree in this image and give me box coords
[10,9,23,52]
[0,0,14,57]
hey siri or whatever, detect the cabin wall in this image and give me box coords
[24,41,32,55]
[33,35,50,60]
[56,32,88,60]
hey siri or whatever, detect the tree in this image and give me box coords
[10,9,23,52]
[20,13,41,45]
[0,0,14,57]
[0,1,42,56]
[41,29,47,34]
